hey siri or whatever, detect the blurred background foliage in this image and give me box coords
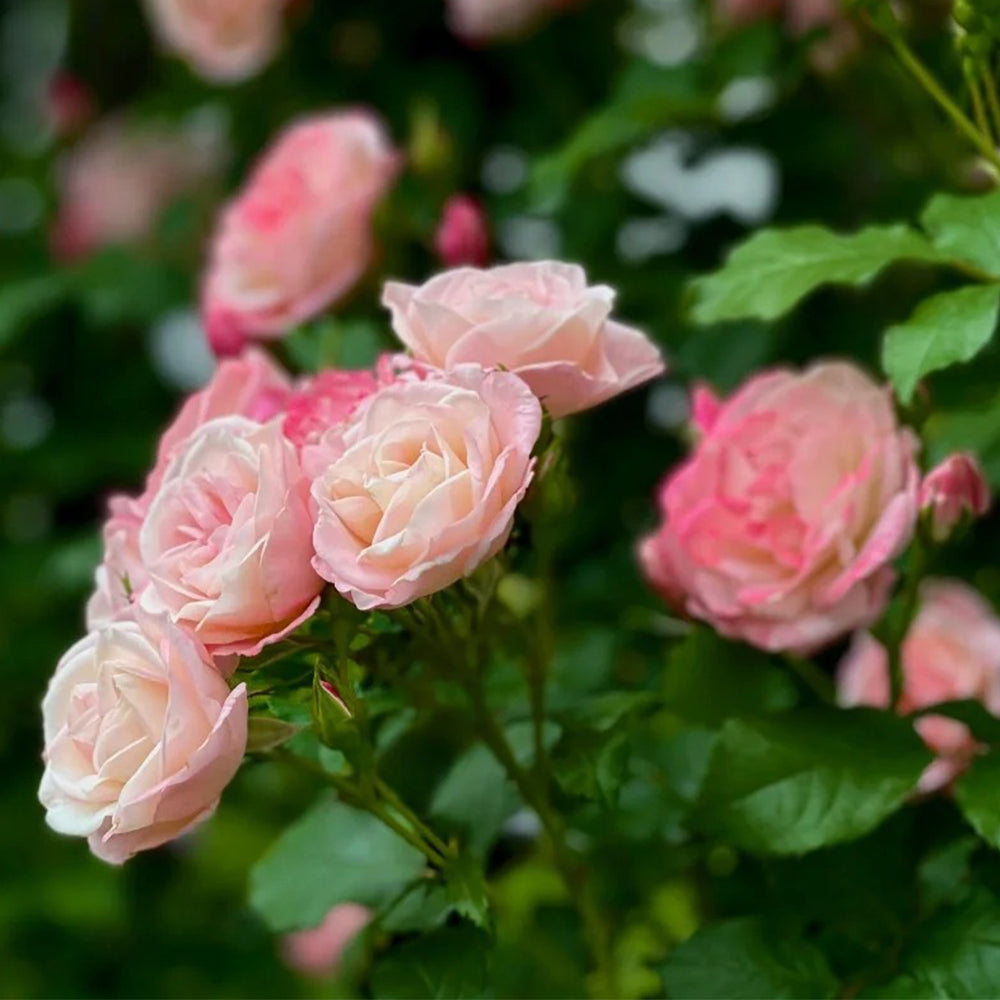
[3,0,998,996]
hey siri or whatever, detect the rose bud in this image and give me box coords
[919,452,990,541]
[434,195,490,268]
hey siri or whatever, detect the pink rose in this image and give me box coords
[39,609,247,864]
[434,195,490,268]
[639,362,921,654]
[282,369,379,449]
[46,72,93,136]
[140,416,322,656]
[282,904,371,977]
[311,365,541,610]
[86,350,292,624]
[382,262,664,418]
[143,0,287,84]
[447,0,575,40]
[919,452,991,542]
[838,580,1000,793]
[51,117,224,261]
[202,112,399,356]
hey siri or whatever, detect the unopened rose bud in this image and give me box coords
[318,678,352,719]
[919,452,990,541]
[46,72,93,136]
[434,195,490,267]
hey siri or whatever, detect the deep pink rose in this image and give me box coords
[919,452,991,542]
[838,580,1000,792]
[140,416,322,656]
[202,111,399,355]
[282,369,379,449]
[282,904,372,977]
[144,0,287,83]
[311,365,541,610]
[51,117,224,261]
[39,609,247,864]
[434,195,490,268]
[382,261,664,418]
[640,362,921,654]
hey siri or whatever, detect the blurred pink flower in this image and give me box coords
[282,904,371,977]
[920,452,991,542]
[640,362,921,654]
[202,111,399,356]
[839,579,1000,793]
[447,0,579,41]
[434,195,490,267]
[46,72,93,136]
[51,117,225,261]
[144,0,288,84]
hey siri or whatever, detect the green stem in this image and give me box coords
[464,669,616,999]
[884,538,928,710]
[375,777,454,861]
[274,749,448,868]
[983,68,1000,149]
[887,33,1000,171]
[966,68,993,144]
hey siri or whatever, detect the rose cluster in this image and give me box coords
[39,109,665,860]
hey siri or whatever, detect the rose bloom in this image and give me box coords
[311,365,541,610]
[282,904,372,977]
[282,369,379,449]
[202,111,399,356]
[52,117,224,261]
[639,362,921,654]
[382,262,664,418]
[140,416,322,655]
[86,350,292,625]
[144,0,287,84]
[838,580,1000,793]
[39,610,247,864]
[447,0,575,40]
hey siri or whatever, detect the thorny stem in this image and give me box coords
[462,662,617,999]
[883,30,1000,172]
[884,536,928,710]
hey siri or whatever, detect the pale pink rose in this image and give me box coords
[639,362,921,654]
[144,0,287,84]
[86,494,148,628]
[838,580,1000,793]
[202,111,399,356]
[282,369,379,449]
[382,262,664,418]
[919,452,991,542]
[140,416,323,656]
[435,195,490,268]
[85,350,292,626]
[447,0,576,40]
[51,117,224,261]
[39,609,247,864]
[282,904,372,977]
[311,365,541,610]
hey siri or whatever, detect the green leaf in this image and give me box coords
[378,881,454,934]
[875,891,1000,998]
[249,796,427,931]
[430,721,560,854]
[882,284,1000,403]
[552,727,631,805]
[370,924,491,1000]
[690,224,944,324]
[443,853,492,930]
[662,628,797,726]
[659,918,838,999]
[922,189,1000,277]
[694,709,932,855]
[955,752,1000,850]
